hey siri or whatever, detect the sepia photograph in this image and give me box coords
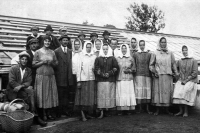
[0,0,200,132]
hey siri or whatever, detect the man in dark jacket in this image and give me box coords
[90,32,98,45]
[26,38,39,86]
[102,30,111,45]
[78,31,86,48]
[41,25,60,50]
[26,26,43,50]
[54,35,74,117]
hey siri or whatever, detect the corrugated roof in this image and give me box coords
[0,15,200,74]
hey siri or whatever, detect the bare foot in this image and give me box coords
[82,118,87,121]
[154,108,159,116]
[183,113,188,117]
[154,112,159,116]
[147,111,153,115]
[174,112,183,116]
[87,115,95,119]
[98,111,103,119]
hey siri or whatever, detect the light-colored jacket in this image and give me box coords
[76,53,96,82]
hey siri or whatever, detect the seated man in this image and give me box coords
[6,51,47,126]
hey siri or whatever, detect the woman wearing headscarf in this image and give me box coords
[93,39,103,57]
[72,38,82,75]
[74,41,97,121]
[130,38,138,57]
[173,45,198,117]
[116,44,136,115]
[134,40,152,114]
[149,37,178,116]
[94,43,119,118]
[33,35,59,120]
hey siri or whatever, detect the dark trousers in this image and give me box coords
[57,86,75,114]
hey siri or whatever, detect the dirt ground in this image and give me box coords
[30,109,200,133]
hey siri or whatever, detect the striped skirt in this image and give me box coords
[135,76,151,104]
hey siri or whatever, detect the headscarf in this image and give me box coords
[157,37,168,52]
[181,45,194,59]
[72,38,82,53]
[99,44,113,57]
[82,41,94,56]
[93,39,103,52]
[130,37,138,52]
[118,44,131,58]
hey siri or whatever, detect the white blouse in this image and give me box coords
[76,53,96,82]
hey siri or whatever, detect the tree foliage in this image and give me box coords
[82,20,94,26]
[125,3,165,33]
[104,24,116,29]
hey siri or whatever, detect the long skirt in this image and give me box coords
[135,76,151,104]
[152,74,173,107]
[173,81,197,106]
[75,81,96,111]
[34,74,59,109]
[116,80,136,110]
[97,82,116,109]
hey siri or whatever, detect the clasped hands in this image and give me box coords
[42,60,53,65]
[13,85,24,92]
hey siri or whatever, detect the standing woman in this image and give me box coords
[93,39,103,57]
[116,44,136,115]
[130,38,138,57]
[72,38,82,75]
[134,40,152,114]
[149,37,178,115]
[74,41,97,121]
[94,44,119,118]
[173,45,198,117]
[33,35,59,120]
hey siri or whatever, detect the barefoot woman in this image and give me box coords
[149,37,178,115]
[173,45,198,117]
[94,44,119,118]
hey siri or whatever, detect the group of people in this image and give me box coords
[6,24,198,126]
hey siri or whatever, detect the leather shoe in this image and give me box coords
[36,117,47,127]
[47,115,55,120]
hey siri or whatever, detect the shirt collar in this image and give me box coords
[31,50,35,55]
[61,45,67,53]
[31,33,40,38]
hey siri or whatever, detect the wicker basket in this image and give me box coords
[0,99,34,133]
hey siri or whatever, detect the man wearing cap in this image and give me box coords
[6,52,47,126]
[11,38,39,85]
[41,25,60,50]
[102,30,111,45]
[26,26,42,50]
[78,31,86,48]
[54,35,74,117]
[58,26,72,49]
[26,38,39,86]
[90,32,98,45]
[58,26,68,37]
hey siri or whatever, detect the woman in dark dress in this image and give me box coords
[94,44,119,119]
